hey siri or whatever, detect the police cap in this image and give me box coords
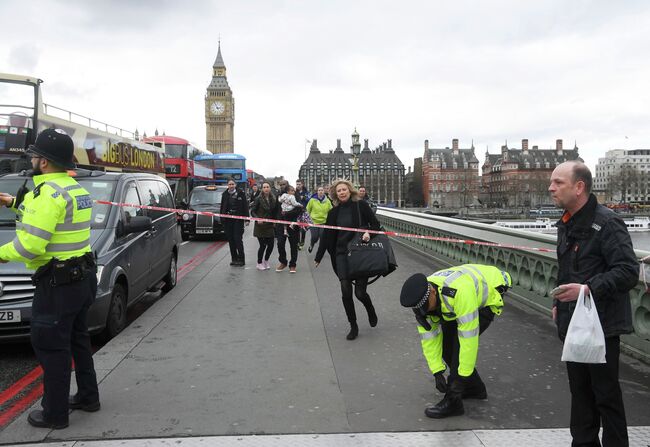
[400,273,431,308]
[26,128,76,169]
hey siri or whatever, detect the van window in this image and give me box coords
[122,182,143,219]
[139,180,172,220]
[77,179,117,228]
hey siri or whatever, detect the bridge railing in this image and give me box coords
[377,207,650,361]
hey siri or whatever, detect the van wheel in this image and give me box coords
[162,254,177,292]
[102,284,127,341]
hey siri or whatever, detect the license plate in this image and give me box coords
[0,310,21,323]
[195,229,213,234]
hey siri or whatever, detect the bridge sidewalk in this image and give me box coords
[1,230,649,445]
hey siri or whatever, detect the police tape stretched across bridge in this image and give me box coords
[0,128,99,430]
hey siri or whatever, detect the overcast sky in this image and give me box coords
[2,0,650,179]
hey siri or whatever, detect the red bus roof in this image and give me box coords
[144,135,190,145]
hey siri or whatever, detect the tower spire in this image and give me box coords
[213,39,225,68]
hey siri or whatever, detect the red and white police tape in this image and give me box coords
[94,200,555,253]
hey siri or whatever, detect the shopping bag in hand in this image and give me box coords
[560,285,606,364]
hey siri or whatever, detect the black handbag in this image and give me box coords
[346,203,398,283]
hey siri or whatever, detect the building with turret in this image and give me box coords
[298,129,406,206]
[481,139,581,208]
[422,139,480,208]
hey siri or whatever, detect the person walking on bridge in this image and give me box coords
[314,179,380,340]
[400,264,511,418]
[305,186,332,253]
[250,181,276,270]
[549,161,638,447]
[220,178,249,266]
[0,128,99,429]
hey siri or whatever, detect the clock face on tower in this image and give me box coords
[210,101,225,115]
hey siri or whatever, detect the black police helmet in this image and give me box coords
[26,128,76,169]
[400,273,430,308]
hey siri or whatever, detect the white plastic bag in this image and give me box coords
[561,286,606,364]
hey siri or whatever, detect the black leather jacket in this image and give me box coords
[554,194,638,339]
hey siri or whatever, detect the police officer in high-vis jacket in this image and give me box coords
[400,264,511,419]
[0,128,99,429]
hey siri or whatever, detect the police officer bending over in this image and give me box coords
[400,264,511,418]
[0,129,99,429]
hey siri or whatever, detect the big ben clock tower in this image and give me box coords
[205,42,234,153]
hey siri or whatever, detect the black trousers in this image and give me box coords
[256,237,274,263]
[566,336,628,447]
[339,277,373,323]
[299,227,307,245]
[441,307,494,390]
[224,219,245,262]
[276,226,299,267]
[31,272,99,425]
[309,227,323,249]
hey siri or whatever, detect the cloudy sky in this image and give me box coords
[2,0,649,179]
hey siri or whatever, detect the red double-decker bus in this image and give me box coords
[144,135,213,206]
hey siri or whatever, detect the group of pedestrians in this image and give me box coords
[9,131,635,446]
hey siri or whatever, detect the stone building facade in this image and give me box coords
[481,139,581,208]
[422,139,480,208]
[205,43,235,153]
[298,129,406,206]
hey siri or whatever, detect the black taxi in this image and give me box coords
[180,185,227,240]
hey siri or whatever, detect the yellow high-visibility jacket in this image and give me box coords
[0,172,92,270]
[418,264,512,377]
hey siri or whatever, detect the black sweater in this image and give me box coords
[315,199,381,274]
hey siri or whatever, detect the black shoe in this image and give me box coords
[307,245,313,253]
[366,304,378,327]
[424,396,464,419]
[69,395,101,412]
[346,323,359,340]
[230,260,237,266]
[27,410,68,429]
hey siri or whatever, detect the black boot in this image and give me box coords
[424,395,464,419]
[454,370,487,399]
[346,322,359,340]
[366,302,378,327]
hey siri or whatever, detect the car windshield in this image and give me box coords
[0,176,117,229]
[189,188,222,206]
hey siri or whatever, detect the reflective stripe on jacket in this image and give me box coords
[0,172,92,269]
[418,264,511,377]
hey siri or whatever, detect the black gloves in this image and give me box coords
[434,372,448,393]
[413,308,432,331]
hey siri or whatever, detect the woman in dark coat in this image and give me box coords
[314,179,381,340]
[251,182,276,270]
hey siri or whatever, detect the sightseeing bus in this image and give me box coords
[143,135,213,206]
[0,72,165,175]
[194,153,247,189]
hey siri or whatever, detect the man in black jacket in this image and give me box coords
[549,161,638,447]
[220,179,249,266]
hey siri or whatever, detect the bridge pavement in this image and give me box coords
[1,230,648,445]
